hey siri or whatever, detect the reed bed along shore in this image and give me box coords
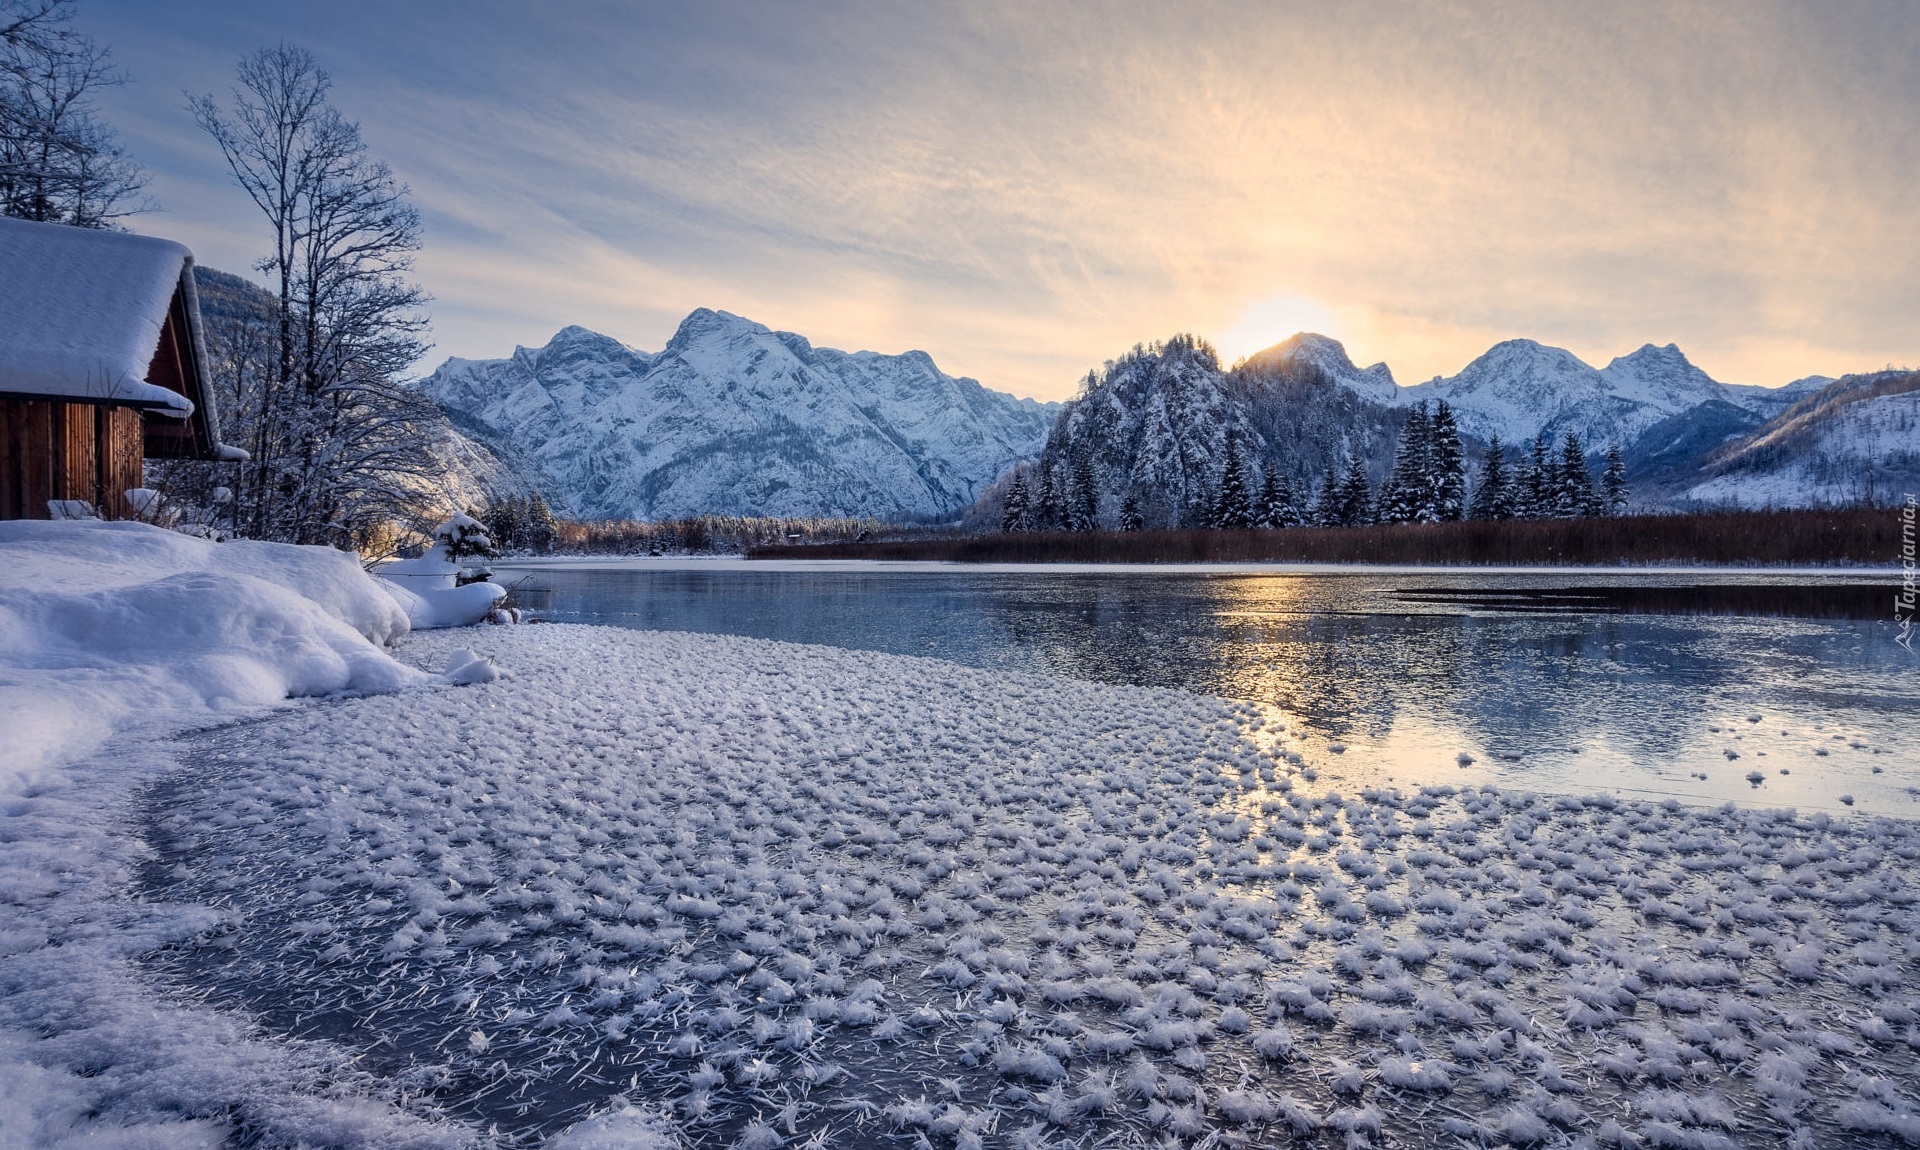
[748,508,1901,568]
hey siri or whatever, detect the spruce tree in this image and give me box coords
[1215,437,1253,529]
[1378,402,1432,523]
[483,496,524,553]
[1034,465,1062,530]
[1600,444,1628,516]
[1070,453,1099,531]
[1312,463,1341,526]
[1118,491,1144,532]
[1067,458,1098,529]
[1469,437,1513,520]
[1001,471,1030,532]
[1336,453,1372,526]
[526,492,558,554]
[1430,401,1466,521]
[1285,462,1312,527]
[1522,432,1554,518]
[1255,468,1282,529]
[1554,432,1596,518]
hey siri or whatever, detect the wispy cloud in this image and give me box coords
[85,0,1920,397]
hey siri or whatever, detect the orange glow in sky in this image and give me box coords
[90,0,1920,399]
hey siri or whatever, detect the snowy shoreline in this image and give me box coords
[6,623,1918,1147]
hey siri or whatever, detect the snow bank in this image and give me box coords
[375,574,507,629]
[0,520,421,784]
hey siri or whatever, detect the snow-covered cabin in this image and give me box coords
[0,216,242,520]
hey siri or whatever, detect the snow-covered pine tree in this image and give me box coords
[1289,462,1313,527]
[1060,464,1088,532]
[1377,402,1432,523]
[1312,463,1341,526]
[1600,444,1628,516]
[1469,437,1514,520]
[1255,468,1282,529]
[1118,491,1144,532]
[1430,401,1466,521]
[1000,470,1030,532]
[483,496,525,553]
[1033,465,1062,530]
[1554,432,1596,517]
[524,492,558,554]
[1069,452,1099,531]
[1521,432,1554,519]
[1336,453,1372,526]
[438,511,496,564]
[1215,437,1253,529]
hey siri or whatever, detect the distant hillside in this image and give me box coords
[180,267,532,517]
[1685,371,1920,506]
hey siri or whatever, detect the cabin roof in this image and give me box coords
[0,216,239,462]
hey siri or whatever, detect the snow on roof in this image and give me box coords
[0,215,197,416]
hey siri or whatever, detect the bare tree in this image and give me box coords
[188,43,436,548]
[0,0,147,225]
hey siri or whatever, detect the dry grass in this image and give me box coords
[746,508,1901,566]
[555,515,898,554]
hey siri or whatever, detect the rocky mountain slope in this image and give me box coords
[419,311,1057,521]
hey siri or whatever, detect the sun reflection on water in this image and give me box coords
[503,564,1919,816]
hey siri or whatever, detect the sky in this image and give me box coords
[80,0,1920,401]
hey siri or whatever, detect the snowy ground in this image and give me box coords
[7,619,1918,1148]
[0,520,418,786]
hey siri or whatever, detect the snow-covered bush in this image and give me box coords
[375,514,508,628]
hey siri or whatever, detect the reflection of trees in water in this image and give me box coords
[987,576,1228,691]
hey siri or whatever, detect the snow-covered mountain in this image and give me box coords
[1040,335,1247,527]
[1243,332,1402,405]
[974,328,1899,523]
[419,310,1058,521]
[1388,339,1801,448]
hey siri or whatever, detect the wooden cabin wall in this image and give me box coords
[140,295,209,460]
[0,398,144,520]
[98,406,144,518]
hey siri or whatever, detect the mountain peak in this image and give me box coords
[666,307,767,345]
[1242,332,1398,401]
[1477,337,1584,364]
[1606,342,1692,370]
[523,325,649,372]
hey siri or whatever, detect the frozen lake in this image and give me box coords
[138,623,1920,1148]
[495,561,1918,816]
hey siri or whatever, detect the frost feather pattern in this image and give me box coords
[117,624,1920,1148]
